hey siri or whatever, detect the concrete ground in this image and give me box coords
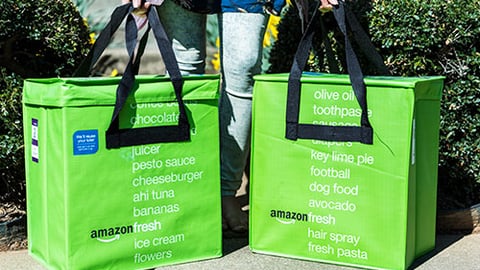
[1,233,479,270]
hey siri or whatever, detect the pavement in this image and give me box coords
[1,233,479,270]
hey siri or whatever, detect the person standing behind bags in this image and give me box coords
[121,0,286,233]
[217,0,286,234]
[218,0,338,233]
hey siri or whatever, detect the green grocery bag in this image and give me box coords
[23,4,221,270]
[249,2,443,270]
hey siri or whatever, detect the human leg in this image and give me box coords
[157,0,207,75]
[219,12,269,231]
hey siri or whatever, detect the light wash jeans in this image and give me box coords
[158,0,207,75]
[218,12,268,196]
[158,1,268,196]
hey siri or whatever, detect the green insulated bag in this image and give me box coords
[249,2,444,270]
[23,4,221,270]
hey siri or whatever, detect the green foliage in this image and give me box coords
[270,0,480,208]
[0,0,91,78]
[368,0,480,208]
[0,0,91,207]
[269,0,373,74]
[268,3,319,73]
[0,69,24,205]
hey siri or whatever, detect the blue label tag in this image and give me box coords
[73,130,99,155]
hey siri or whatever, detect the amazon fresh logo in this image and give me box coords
[270,209,336,225]
[90,220,162,243]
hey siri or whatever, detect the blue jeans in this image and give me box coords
[159,1,268,196]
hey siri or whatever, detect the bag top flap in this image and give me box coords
[23,74,220,107]
[254,73,444,100]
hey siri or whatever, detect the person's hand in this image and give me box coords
[122,0,155,16]
[319,0,338,13]
[121,0,164,29]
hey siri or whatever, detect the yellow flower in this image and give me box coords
[89,32,96,44]
[211,37,221,71]
[110,68,119,77]
[263,15,281,47]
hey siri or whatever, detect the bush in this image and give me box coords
[0,0,91,78]
[368,0,480,209]
[0,0,91,207]
[269,0,480,209]
[268,0,373,74]
[0,69,24,206]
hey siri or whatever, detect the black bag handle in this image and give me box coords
[286,0,385,144]
[75,4,190,148]
[74,4,132,77]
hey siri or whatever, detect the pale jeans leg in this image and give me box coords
[219,12,268,196]
[158,0,207,75]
